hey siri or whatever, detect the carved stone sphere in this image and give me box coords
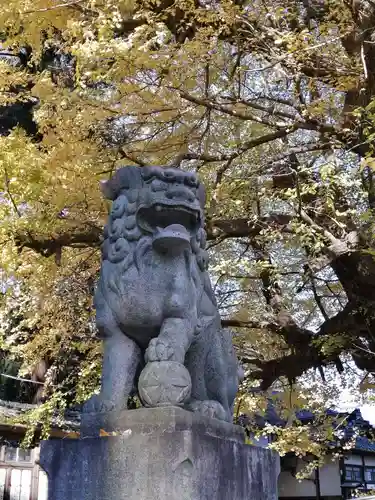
[138,361,192,408]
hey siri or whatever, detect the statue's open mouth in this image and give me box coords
[137,203,200,234]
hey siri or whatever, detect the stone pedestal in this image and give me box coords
[40,407,279,500]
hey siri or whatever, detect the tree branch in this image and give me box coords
[221,319,278,330]
[208,214,293,239]
[24,0,86,13]
[176,88,283,126]
[13,214,295,257]
[15,226,102,256]
[3,169,21,217]
[298,208,342,247]
[223,95,300,121]
[268,142,335,166]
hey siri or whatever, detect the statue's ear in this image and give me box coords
[99,166,143,200]
[100,180,115,200]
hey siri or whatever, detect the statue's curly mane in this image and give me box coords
[102,173,208,270]
[102,190,141,269]
[100,166,215,313]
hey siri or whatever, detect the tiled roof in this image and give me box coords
[0,399,36,420]
[355,436,375,453]
[243,399,375,454]
[0,399,80,431]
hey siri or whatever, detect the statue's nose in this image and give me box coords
[165,185,195,203]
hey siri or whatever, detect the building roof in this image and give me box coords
[355,435,375,453]
[0,399,36,419]
[0,398,80,440]
[241,399,375,455]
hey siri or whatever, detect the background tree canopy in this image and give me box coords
[0,0,375,446]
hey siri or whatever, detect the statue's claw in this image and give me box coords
[145,338,175,362]
[186,400,229,422]
[83,394,126,414]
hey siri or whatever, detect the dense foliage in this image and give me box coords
[0,0,375,455]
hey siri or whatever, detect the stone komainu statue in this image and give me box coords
[92,165,242,422]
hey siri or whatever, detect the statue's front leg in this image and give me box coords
[145,317,194,364]
[85,316,141,413]
[100,328,141,409]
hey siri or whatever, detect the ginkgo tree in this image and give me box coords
[0,0,375,454]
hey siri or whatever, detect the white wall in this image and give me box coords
[320,458,342,496]
[38,470,48,500]
[343,453,375,469]
[278,468,316,498]
[279,456,341,498]
[345,454,362,465]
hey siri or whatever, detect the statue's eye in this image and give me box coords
[185,176,198,187]
[163,170,175,180]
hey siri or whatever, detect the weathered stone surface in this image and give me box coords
[80,406,245,441]
[138,361,192,407]
[87,165,243,421]
[41,408,279,500]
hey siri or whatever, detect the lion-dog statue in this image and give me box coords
[91,165,241,422]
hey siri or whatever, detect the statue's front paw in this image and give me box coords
[83,394,126,413]
[145,338,175,362]
[83,394,114,413]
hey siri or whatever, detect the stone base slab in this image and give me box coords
[40,407,279,500]
[80,405,246,442]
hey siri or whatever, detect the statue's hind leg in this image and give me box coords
[184,332,231,422]
[186,399,229,422]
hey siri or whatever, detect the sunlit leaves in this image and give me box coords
[0,0,374,454]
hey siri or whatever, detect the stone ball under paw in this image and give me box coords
[138,361,192,408]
